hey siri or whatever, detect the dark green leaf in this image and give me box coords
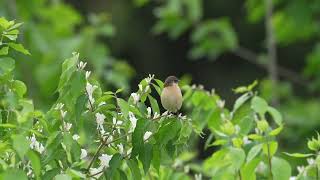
[127,158,141,180]
[139,143,153,173]
[132,118,148,157]
[12,134,29,159]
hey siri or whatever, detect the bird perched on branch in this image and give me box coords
[161,76,182,113]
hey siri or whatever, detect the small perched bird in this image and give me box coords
[161,76,183,113]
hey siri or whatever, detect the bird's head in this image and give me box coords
[164,76,179,87]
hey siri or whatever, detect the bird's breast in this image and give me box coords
[161,85,182,112]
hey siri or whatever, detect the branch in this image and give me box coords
[265,0,279,105]
[232,47,309,87]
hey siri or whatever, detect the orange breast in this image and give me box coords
[161,85,182,112]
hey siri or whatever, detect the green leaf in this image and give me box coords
[132,118,148,157]
[209,139,228,147]
[0,57,15,75]
[271,157,291,180]
[0,169,28,180]
[106,153,122,179]
[42,168,60,180]
[227,147,245,170]
[152,145,161,172]
[241,158,261,180]
[118,98,130,119]
[262,141,278,157]
[251,96,268,115]
[155,119,181,146]
[247,144,263,162]
[267,107,283,125]
[57,53,79,91]
[12,80,27,97]
[139,143,153,173]
[0,17,12,29]
[26,150,41,178]
[148,95,160,114]
[0,46,9,55]
[8,43,31,55]
[233,93,251,113]
[12,134,29,159]
[284,152,314,158]
[269,125,283,136]
[54,174,72,180]
[66,169,86,178]
[127,158,141,180]
[75,94,87,121]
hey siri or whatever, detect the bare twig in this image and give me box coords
[233,47,309,87]
[265,0,279,105]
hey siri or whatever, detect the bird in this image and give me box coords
[161,76,183,113]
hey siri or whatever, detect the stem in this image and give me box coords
[317,160,319,180]
[86,133,131,172]
[265,0,279,106]
[238,170,242,180]
[267,142,273,180]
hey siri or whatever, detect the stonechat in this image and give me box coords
[161,76,182,113]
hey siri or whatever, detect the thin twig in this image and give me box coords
[265,0,279,105]
[238,170,242,180]
[233,47,309,87]
[267,142,273,180]
[86,133,131,172]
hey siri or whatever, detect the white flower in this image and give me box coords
[195,174,202,180]
[217,100,225,108]
[297,166,306,176]
[143,131,152,141]
[38,144,45,154]
[153,112,160,119]
[99,154,113,168]
[130,93,140,104]
[147,107,152,118]
[106,135,113,144]
[243,136,251,145]
[80,149,87,159]
[178,113,187,120]
[289,177,296,180]
[138,84,143,91]
[86,83,97,104]
[28,134,45,154]
[86,71,91,79]
[61,110,67,118]
[73,134,80,141]
[117,144,124,155]
[89,166,104,179]
[96,113,105,126]
[145,74,154,84]
[98,102,106,107]
[162,111,169,116]
[62,122,72,132]
[96,113,106,134]
[184,165,190,173]
[128,112,137,133]
[307,158,315,165]
[112,117,123,126]
[55,103,64,110]
[77,61,87,70]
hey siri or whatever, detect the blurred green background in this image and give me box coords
[1,0,320,171]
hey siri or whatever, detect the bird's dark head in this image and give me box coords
[164,76,179,87]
